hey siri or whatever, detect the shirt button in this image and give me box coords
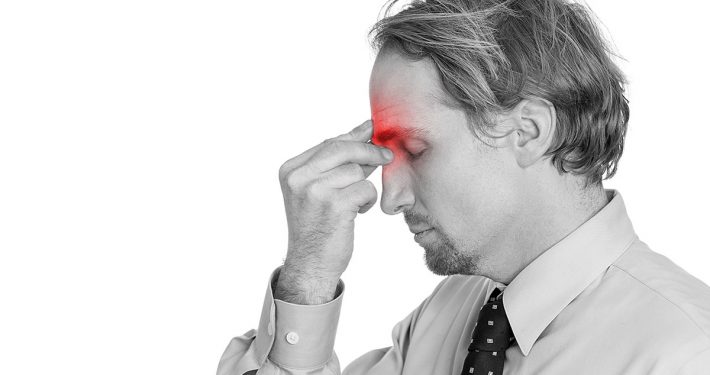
[285,331,299,345]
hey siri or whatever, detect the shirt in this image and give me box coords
[217,189,710,374]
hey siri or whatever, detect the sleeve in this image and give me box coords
[341,279,444,375]
[677,346,710,374]
[216,265,345,375]
[217,265,445,375]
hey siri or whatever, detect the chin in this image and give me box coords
[422,241,481,276]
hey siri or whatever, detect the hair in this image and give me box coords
[368,0,630,188]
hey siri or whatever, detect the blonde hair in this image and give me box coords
[369,0,630,188]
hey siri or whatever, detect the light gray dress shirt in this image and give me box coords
[217,189,710,374]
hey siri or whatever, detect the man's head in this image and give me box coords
[368,0,629,280]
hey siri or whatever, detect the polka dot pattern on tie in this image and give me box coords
[459,288,515,375]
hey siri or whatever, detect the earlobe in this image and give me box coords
[510,98,556,169]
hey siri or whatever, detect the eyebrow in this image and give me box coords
[374,126,431,143]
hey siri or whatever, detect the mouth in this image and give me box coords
[413,228,434,242]
[409,226,432,235]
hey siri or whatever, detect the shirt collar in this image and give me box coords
[502,189,638,356]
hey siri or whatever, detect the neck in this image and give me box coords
[485,179,610,284]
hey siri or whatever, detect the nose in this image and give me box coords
[380,164,415,215]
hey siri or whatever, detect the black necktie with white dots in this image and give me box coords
[460,288,515,375]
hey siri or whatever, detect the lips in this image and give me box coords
[413,228,434,243]
[409,227,432,235]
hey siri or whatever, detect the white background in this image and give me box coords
[1,1,708,374]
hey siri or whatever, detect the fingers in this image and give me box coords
[309,140,392,174]
[278,120,383,283]
[279,119,385,219]
[314,162,378,190]
[317,163,365,189]
[280,120,374,174]
[358,196,377,214]
[338,180,378,214]
[333,119,373,142]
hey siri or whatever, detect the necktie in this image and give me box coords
[460,288,515,375]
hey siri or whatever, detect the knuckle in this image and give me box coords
[346,163,365,180]
[349,180,372,200]
[321,138,336,148]
[324,139,343,153]
[304,182,324,201]
[283,169,301,190]
[278,163,290,181]
[352,181,376,202]
[363,180,377,195]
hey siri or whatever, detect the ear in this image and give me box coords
[506,98,556,169]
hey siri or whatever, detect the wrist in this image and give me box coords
[275,266,340,305]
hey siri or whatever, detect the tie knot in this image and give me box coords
[468,288,515,352]
[489,287,503,302]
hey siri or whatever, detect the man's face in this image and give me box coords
[369,48,521,276]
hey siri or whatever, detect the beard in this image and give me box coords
[404,210,482,276]
[421,228,481,276]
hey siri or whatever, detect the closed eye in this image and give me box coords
[401,138,428,158]
[406,148,426,160]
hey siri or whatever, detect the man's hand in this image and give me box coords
[274,120,393,304]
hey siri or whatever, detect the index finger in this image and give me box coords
[281,120,373,173]
[333,119,373,142]
[309,140,393,174]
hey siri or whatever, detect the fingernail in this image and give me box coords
[382,148,393,160]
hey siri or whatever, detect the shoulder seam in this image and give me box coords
[611,264,710,341]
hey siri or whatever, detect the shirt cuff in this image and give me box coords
[253,265,344,370]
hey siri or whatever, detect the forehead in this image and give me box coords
[369,49,451,135]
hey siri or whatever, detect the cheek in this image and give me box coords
[418,150,483,226]
[419,158,462,206]
[431,148,518,239]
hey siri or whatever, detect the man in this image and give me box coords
[218,0,710,374]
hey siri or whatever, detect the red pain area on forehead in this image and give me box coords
[371,113,406,161]
[372,120,429,166]
[370,96,429,164]
[370,95,400,142]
